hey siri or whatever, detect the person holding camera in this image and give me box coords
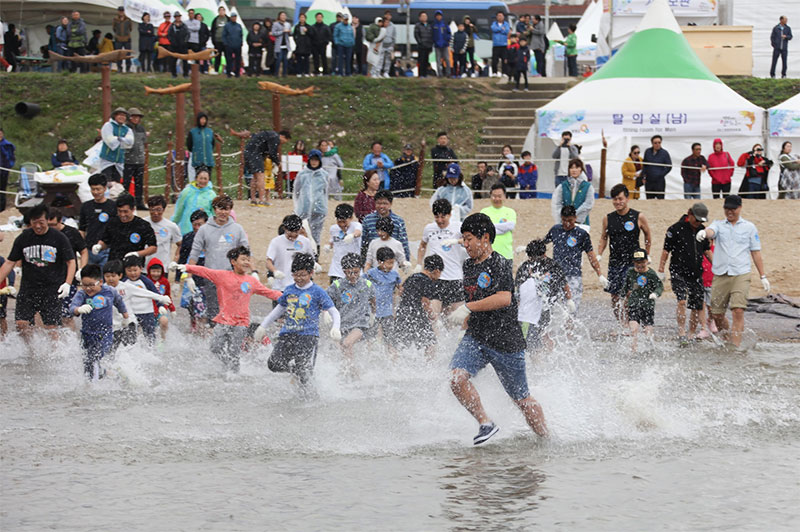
[736,144,773,199]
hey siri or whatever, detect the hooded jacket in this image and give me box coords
[189,216,249,270]
[187,113,216,168]
[429,182,474,221]
[706,138,735,185]
[551,171,594,225]
[293,159,330,218]
[146,258,176,313]
[432,13,451,49]
[172,181,217,234]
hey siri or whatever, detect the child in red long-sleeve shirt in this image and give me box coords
[171,245,282,372]
[147,258,175,341]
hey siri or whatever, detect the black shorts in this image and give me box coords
[342,326,367,339]
[268,334,319,384]
[244,147,265,175]
[606,263,631,296]
[394,314,435,348]
[627,303,655,327]
[0,294,8,319]
[15,288,62,326]
[436,279,464,307]
[671,272,704,311]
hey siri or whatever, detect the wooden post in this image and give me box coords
[191,63,201,117]
[175,93,186,193]
[238,137,245,200]
[143,142,150,203]
[599,130,608,198]
[215,141,223,194]
[414,140,427,197]
[165,139,174,199]
[101,65,112,123]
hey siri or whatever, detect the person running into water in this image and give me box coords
[623,249,663,352]
[365,246,402,354]
[256,253,340,397]
[326,203,362,283]
[70,264,130,380]
[394,254,443,359]
[122,255,167,346]
[266,214,315,291]
[447,213,548,445]
[326,253,375,377]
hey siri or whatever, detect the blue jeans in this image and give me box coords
[450,334,530,400]
[336,46,352,76]
[274,49,289,76]
[88,249,110,267]
[683,182,701,199]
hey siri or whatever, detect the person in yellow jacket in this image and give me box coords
[621,145,642,200]
[99,32,115,54]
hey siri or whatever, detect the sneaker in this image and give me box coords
[382,73,390,79]
[678,336,689,347]
[473,422,499,445]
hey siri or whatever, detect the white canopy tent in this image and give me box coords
[553,0,602,63]
[525,0,766,200]
[767,92,800,170]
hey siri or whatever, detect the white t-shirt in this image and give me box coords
[145,216,182,269]
[517,278,543,325]
[266,234,313,290]
[365,237,407,272]
[421,221,466,281]
[328,221,363,278]
[122,278,159,316]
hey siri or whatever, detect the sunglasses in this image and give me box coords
[632,151,640,154]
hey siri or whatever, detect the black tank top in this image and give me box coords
[607,208,640,266]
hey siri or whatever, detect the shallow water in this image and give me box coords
[1,316,799,531]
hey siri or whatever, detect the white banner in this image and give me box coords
[612,0,717,17]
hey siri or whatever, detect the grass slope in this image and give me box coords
[0,73,493,192]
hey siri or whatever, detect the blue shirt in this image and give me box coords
[544,224,593,277]
[361,211,411,261]
[70,285,127,334]
[277,283,334,336]
[362,153,394,189]
[708,217,761,276]
[366,267,401,318]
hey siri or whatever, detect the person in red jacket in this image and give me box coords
[736,143,773,200]
[156,11,172,73]
[706,139,735,199]
[147,258,175,341]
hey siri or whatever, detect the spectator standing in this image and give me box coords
[55,18,70,71]
[696,195,769,348]
[360,190,411,263]
[375,11,395,78]
[770,16,792,79]
[517,151,538,198]
[293,13,312,76]
[99,107,134,184]
[99,33,115,54]
[124,108,147,210]
[168,11,189,77]
[333,14,355,76]
[287,140,308,194]
[490,12,509,77]
[319,139,344,200]
[707,138,735,199]
[156,11,172,73]
[196,14,211,73]
[67,11,89,73]
[513,36,531,90]
[641,135,671,200]
[247,23,264,76]
[262,18,276,74]
[431,132,458,188]
[497,147,519,198]
[480,184,516,260]
[556,24,577,76]
[621,145,642,199]
[415,12,434,78]
[680,143,708,200]
[293,150,329,248]
[222,13,243,78]
[531,15,547,77]
[112,6,132,73]
[352,16,365,75]
[187,112,216,173]
[3,24,22,72]
[310,12,331,75]
[551,130,579,187]
[429,163,473,221]
[551,158,594,225]
[185,9,202,55]
[210,7,229,74]
[172,167,217,235]
[272,11,291,76]
[87,29,102,55]
[330,12,343,74]
[390,143,419,198]
[355,171,381,222]
[463,16,478,75]
[451,22,468,77]
[778,141,800,199]
[737,144,772,199]
[431,10,451,78]
[363,141,394,190]
[138,13,155,73]
[471,161,489,198]
[0,129,15,212]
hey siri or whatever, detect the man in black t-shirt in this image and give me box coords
[0,203,76,340]
[93,193,157,262]
[394,254,442,358]
[48,208,88,326]
[658,203,713,344]
[446,213,548,446]
[79,173,117,267]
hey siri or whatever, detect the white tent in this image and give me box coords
[767,92,800,170]
[730,0,799,78]
[525,0,765,200]
[553,0,602,63]
[544,21,563,78]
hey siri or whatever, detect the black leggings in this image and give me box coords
[711,183,731,198]
[491,46,506,76]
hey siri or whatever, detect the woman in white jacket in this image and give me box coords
[429,162,473,221]
[293,149,329,248]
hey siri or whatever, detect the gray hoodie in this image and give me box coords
[189,217,249,270]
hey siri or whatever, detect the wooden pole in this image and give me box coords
[143,142,150,204]
[414,140,427,197]
[165,139,174,199]
[101,65,112,123]
[175,92,186,192]
[191,63,201,117]
[215,141,223,194]
[599,130,608,198]
[238,137,245,200]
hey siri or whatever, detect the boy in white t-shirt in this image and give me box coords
[417,199,467,316]
[144,195,182,272]
[266,214,315,291]
[326,203,362,283]
[364,217,408,273]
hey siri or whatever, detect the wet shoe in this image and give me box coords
[473,422,499,445]
[678,336,689,347]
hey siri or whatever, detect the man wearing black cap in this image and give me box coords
[167,11,189,77]
[658,202,712,345]
[695,195,769,348]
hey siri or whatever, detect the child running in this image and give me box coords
[363,217,408,272]
[623,248,664,352]
[326,253,375,377]
[177,209,209,332]
[122,255,168,346]
[146,259,175,341]
[394,254,443,359]
[326,204,363,283]
[366,247,402,352]
[255,253,340,397]
[266,214,315,291]
[173,246,282,372]
[69,264,130,380]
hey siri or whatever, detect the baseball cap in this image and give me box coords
[723,195,742,209]
[632,248,647,262]
[690,202,708,222]
[445,163,461,179]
